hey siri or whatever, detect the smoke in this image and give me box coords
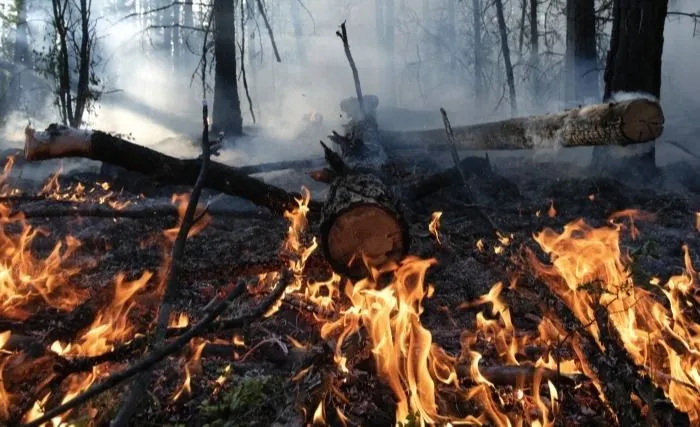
[1,0,699,176]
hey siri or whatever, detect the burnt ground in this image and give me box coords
[2,153,700,427]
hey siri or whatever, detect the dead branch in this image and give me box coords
[20,278,250,427]
[336,22,365,118]
[237,157,326,174]
[23,125,320,216]
[112,100,214,426]
[255,0,281,62]
[239,0,256,123]
[15,203,272,220]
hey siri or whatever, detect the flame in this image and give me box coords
[163,193,211,242]
[172,339,207,402]
[169,312,189,328]
[38,169,130,209]
[547,201,556,218]
[429,212,443,245]
[0,203,84,319]
[56,272,153,357]
[0,157,20,197]
[528,218,700,422]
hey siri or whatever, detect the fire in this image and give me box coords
[0,203,84,319]
[528,216,700,422]
[55,272,153,357]
[38,169,131,209]
[172,339,207,401]
[169,312,189,328]
[547,201,556,218]
[429,211,443,244]
[695,212,699,232]
[0,157,20,197]
[163,193,211,242]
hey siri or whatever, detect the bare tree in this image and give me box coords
[41,0,100,128]
[494,0,517,115]
[472,0,484,102]
[529,0,539,105]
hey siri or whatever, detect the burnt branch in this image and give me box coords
[335,21,365,118]
[111,99,214,425]
[20,279,250,427]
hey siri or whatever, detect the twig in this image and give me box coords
[21,279,249,427]
[335,21,365,118]
[438,108,499,232]
[111,95,213,426]
[255,0,281,62]
[440,108,471,196]
[239,0,256,123]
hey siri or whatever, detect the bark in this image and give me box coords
[213,0,243,137]
[320,97,409,279]
[594,0,669,171]
[565,0,598,103]
[494,0,517,116]
[603,0,668,100]
[472,0,483,102]
[529,0,539,104]
[321,173,408,279]
[383,98,664,151]
[23,125,308,216]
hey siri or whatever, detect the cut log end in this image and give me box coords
[24,125,93,161]
[321,173,409,279]
[325,204,406,277]
[620,98,664,142]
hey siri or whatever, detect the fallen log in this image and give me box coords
[383,98,664,151]
[23,125,316,216]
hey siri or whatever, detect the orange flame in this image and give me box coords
[428,212,443,245]
[55,272,153,357]
[0,204,84,320]
[528,218,700,422]
[547,201,556,218]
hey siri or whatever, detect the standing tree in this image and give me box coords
[472,0,483,102]
[41,0,101,128]
[494,0,517,116]
[212,0,243,137]
[565,0,597,104]
[529,0,539,104]
[593,0,669,171]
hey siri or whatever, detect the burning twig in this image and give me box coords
[20,279,250,427]
[336,21,365,119]
[112,99,214,425]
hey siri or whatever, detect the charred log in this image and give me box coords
[23,125,317,216]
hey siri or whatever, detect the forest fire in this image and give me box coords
[0,158,696,427]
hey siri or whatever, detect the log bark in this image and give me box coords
[23,125,314,216]
[320,173,408,278]
[319,96,410,279]
[384,98,664,151]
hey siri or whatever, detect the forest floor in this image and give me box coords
[1,151,699,426]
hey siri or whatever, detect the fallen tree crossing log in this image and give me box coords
[383,98,664,151]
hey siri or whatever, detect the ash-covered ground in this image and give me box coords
[4,151,700,426]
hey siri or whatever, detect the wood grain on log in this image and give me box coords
[383,98,664,151]
[23,124,315,216]
[320,173,408,278]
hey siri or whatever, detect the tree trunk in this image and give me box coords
[213,0,243,137]
[320,97,409,279]
[472,0,483,102]
[384,0,396,106]
[13,0,30,67]
[383,98,664,150]
[290,0,306,64]
[593,0,668,171]
[529,0,539,105]
[565,0,598,103]
[494,0,517,116]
